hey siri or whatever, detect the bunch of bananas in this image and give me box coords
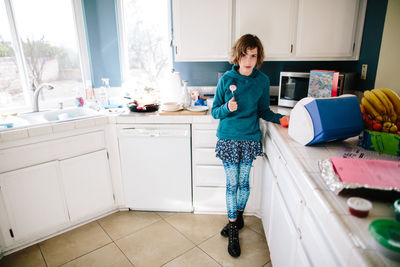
[360,88,400,134]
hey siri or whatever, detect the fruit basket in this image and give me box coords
[358,88,400,156]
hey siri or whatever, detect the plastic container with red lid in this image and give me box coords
[347,197,372,218]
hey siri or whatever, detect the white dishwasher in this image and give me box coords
[118,124,192,212]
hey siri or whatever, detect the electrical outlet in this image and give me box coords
[361,64,368,80]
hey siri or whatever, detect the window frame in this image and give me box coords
[116,0,173,88]
[1,0,91,113]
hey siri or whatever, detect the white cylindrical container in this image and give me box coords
[182,80,191,108]
[162,72,182,103]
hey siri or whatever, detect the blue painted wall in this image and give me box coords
[173,0,388,89]
[82,0,122,87]
[82,0,387,90]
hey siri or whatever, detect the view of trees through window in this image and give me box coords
[0,0,84,110]
[122,0,172,98]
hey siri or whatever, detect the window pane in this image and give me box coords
[0,1,25,109]
[123,0,172,96]
[12,0,83,109]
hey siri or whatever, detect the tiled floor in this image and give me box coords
[0,211,272,267]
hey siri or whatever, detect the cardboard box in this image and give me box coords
[308,70,339,98]
[358,130,400,156]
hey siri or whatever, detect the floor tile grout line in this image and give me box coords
[37,243,49,267]
[264,259,272,266]
[159,245,196,266]
[157,212,226,266]
[102,211,163,242]
[196,244,224,267]
[159,213,198,246]
[51,221,114,267]
[246,224,268,242]
[112,238,135,267]
[57,242,113,267]
[106,211,185,267]
[95,217,135,266]
[96,219,114,242]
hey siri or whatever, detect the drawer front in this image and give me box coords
[276,158,304,227]
[193,187,226,212]
[264,135,280,175]
[0,131,106,173]
[195,165,254,187]
[193,148,221,165]
[193,129,217,148]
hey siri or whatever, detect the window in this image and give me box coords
[119,0,172,101]
[0,0,90,112]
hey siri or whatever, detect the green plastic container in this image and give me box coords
[358,130,400,156]
[394,199,400,222]
[369,219,400,261]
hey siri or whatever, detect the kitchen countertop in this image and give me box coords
[0,108,215,143]
[2,104,399,264]
[264,106,399,266]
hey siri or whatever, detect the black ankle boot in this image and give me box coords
[236,210,244,229]
[221,211,244,237]
[228,221,241,257]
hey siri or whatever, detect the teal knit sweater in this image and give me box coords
[211,65,283,141]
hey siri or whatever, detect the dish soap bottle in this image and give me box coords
[98,78,110,108]
[182,80,191,108]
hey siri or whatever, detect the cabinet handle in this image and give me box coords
[175,46,178,55]
[9,228,14,238]
[297,227,302,239]
[290,44,293,53]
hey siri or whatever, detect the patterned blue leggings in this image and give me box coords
[223,161,252,220]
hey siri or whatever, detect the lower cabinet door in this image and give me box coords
[300,208,340,267]
[0,161,69,243]
[294,239,312,267]
[268,181,297,267]
[60,150,114,222]
[260,158,275,242]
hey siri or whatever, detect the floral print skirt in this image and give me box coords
[215,139,263,163]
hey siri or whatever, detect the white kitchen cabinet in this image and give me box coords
[60,150,114,222]
[260,157,275,242]
[294,239,312,267]
[192,122,260,214]
[172,0,232,61]
[174,0,366,61]
[235,0,296,59]
[268,180,298,267]
[0,162,69,245]
[294,0,365,59]
[300,207,340,266]
[0,127,117,254]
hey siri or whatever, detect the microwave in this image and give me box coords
[278,72,310,108]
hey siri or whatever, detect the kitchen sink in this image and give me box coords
[15,107,100,125]
[41,107,100,122]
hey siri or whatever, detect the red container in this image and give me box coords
[347,197,372,218]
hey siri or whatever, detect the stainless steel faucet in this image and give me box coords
[33,83,54,112]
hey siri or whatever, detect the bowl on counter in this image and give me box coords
[369,219,400,261]
[161,102,182,112]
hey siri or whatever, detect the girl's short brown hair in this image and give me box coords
[230,34,265,68]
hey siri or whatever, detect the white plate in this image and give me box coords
[186,106,208,112]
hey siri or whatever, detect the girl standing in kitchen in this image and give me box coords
[211,34,287,258]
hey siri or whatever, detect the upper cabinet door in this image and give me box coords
[294,0,364,60]
[172,0,232,61]
[235,0,296,60]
